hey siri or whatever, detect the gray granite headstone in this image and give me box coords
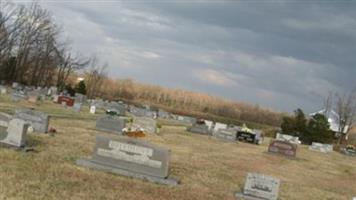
[73,103,82,112]
[235,173,280,200]
[158,109,170,119]
[96,116,127,134]
[309,142,333,153]
[0,112,12,127]
[76,135,178,185]
[213,128,237,142]
[0,86,7,95]
[188,124,211,135]
[132,117,157,134]
[14,109,49,133]
[0,118,29,148]
[75,93,87,104]
[11,91,27,102]
[276,133,301,145]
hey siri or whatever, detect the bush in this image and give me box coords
[75,80,87,95]
[281,109,333,144]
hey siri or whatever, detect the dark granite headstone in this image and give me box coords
[76,135,179,185]
[268,140,297,157]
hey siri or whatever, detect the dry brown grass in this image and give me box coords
[0,97,356,200]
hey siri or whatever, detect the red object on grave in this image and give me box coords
[58,96,74,107]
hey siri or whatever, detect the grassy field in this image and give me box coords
[0,96,356,200]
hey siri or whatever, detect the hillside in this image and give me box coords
[1,96,356,200]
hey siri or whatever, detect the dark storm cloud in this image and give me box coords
[39,0,356,112]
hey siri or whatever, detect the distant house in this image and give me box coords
[309,109,348,134]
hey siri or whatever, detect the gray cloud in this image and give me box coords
[39,0,356,112]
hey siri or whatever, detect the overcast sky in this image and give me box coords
[37,0,356,113]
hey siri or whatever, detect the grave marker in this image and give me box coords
[0,118,29,148]
[276,133,301,145]
[309,142,333,153]
[73,103,82,112]
[76,135,179,185]
[213,129,237,142]
[268,140,297,157]
[90,105,96,114]
[132,117,157,134]
[235,173,280,200]
[96,116,127,135]
[14,109,49,133]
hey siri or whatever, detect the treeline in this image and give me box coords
[97,79,285,127]
[0,1,106,93]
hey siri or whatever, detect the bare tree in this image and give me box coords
[85,56,107,99]
[56,48,89,90]
[335,87,356,144]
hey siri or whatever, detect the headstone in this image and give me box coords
[49,86,58,96]
[0,86,7,95]
[204,120,214,130]
[0,112,12,127]
[131,117,157,134]
[12,82,19,89]
[0,118,29,148]
[237,129,264,145]
[213,122,228,133]
[213,128,237,142]
[158,109,170,119]
[53,95,59,103]
[90,105,96,114]
[342,147,356,157]
[73,103,82,112]
[129,106,146,117]
[309,142,333,153]
[76,135,179,185]
[75,93,87,104]
[58,96,74,107]
[276,133,301,145]
[268,140,297,157]
[188,124,211,135]
[96,116,127,135]
[28,95,38,104]
[11,91,27,102]
[235,173,280,200]
[14,109,49,133]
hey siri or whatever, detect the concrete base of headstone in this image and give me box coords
[76,159,179,186]
[0,142,33,152]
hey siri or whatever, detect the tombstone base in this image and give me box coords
[235,192,275,200]
[0,142,32,152]
[76,159,179,186]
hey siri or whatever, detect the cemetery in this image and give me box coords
[0,90,356,199]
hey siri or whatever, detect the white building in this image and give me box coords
[310,109,348,133]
